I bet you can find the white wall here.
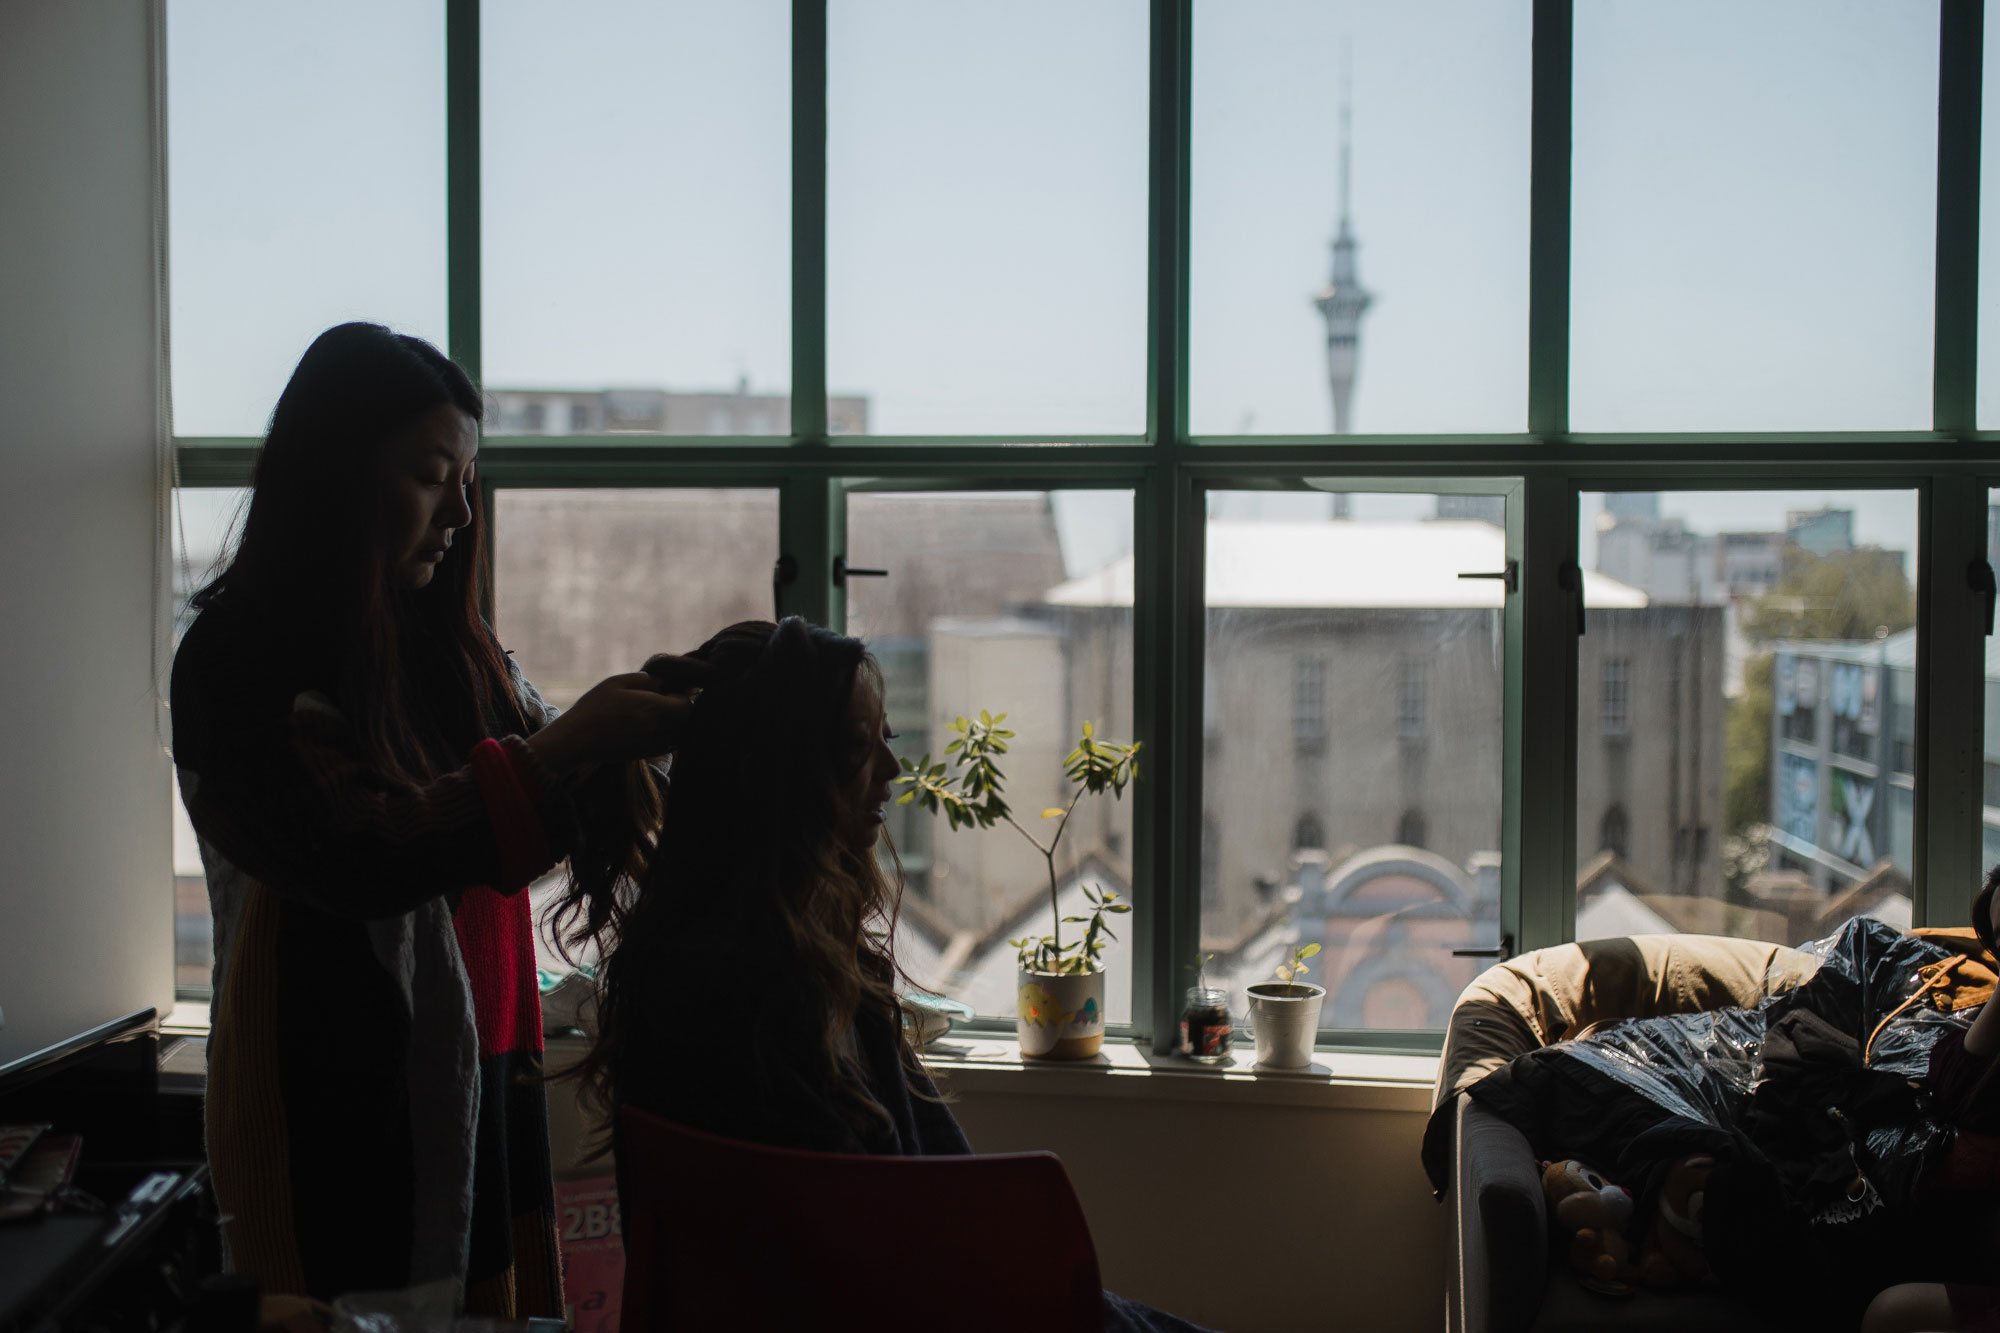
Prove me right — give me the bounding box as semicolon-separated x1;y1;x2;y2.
545;1038;1448;1332
0;1;174;1062
949;1091;1446;1333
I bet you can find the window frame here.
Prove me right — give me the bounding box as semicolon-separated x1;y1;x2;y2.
171;0;2000;1054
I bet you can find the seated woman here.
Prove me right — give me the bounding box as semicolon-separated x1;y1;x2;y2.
553;618;1212;1331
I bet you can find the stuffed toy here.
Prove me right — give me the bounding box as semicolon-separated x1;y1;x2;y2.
1542;1155;1717;1297
1633;1153;1713;1291
1540;1158;1638;1295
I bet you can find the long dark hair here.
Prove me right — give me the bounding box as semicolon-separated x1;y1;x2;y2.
553;618;918;1139
1975;864;1999;959
192;322;518;777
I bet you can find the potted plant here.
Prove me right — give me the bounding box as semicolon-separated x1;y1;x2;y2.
897;710;1140;1060
1246;942;1324;1069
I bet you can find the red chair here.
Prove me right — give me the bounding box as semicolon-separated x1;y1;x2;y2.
616;1106;1105;1332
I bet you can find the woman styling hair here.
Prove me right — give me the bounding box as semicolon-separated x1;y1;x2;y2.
171;322;702;1315
556;617;1214;1331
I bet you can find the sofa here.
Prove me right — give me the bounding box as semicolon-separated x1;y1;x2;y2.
1425;934;1822;1333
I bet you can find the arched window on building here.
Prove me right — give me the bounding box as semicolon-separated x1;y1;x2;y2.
1293;812;1325;851
1600;803;1630;860
1395;808;1427;850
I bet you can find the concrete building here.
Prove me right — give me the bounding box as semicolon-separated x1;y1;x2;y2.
485;380;869;436
1767;633;1918;896
1044;519;1724;1029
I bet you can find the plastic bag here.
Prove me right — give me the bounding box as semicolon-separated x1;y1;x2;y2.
1496;918;1960;1209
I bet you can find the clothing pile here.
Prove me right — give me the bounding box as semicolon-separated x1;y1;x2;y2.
1465;917;1986;1326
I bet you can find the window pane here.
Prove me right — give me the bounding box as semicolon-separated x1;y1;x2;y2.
1571;2;1937;431
827;3;1149;435
1190;1;1531;435
1199;489;1508;1033
494;488;780;973
169;1;448;436
172;488;252;993
1579;490;1918;947
1987;491;2000;873
846;491;1136;1022
481;2;794;435
1980;18;2000;426
494;489;778;707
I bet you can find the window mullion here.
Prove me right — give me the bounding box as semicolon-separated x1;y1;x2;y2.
1919;476;1988;923
1513;473;1580;952
792;0;827;446
1138;0;1192;1051
1935;0;1983;435
445;0;480;382
776;472;842;630
1527;0;1573;438
1131;464;1201;1054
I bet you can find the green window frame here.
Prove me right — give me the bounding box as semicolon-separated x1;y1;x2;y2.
174;0;1999;1054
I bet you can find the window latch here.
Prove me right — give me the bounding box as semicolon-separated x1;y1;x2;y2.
1452;933;1515;961
1558;559;1587;637
771;552;797;619
1969;558;1997;636
1457;559;1518;595
833;555;888;588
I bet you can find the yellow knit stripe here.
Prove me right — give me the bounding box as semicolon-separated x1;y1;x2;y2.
464;1264;518;1320
206;881;309;1295
512;1208;565;1319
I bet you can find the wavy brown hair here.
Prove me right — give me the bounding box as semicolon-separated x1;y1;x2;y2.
550;617;919;1140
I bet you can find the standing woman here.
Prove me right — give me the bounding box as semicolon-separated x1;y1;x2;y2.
171;323;692;1316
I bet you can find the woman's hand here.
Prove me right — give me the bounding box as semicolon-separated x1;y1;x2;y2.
527;664;705;775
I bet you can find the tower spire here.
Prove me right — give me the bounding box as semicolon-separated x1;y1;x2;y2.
1338;74;1352;236
1313;51;1373;436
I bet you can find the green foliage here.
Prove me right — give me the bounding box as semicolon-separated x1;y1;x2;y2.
1274;942;1321;987
1723;654;1775;847
896;711;1015;832
899;711;1141;975
1008;885;1131;976
1721;550;1913;862
1737;549;1915;645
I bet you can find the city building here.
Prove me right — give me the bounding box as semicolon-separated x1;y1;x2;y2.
1766;633;1918;895
1045;518;1723;1029
484;380;869;437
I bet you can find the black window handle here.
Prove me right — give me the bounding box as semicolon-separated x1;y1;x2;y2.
1558;559;1586;637
1458;559;1518;595
833;555;888;588
1453;933;1516;961
771;553;797;620
1970;558;1997;636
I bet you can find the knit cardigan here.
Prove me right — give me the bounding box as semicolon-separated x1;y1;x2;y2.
171;599;569;1316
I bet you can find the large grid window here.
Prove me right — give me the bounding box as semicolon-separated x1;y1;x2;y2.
170;2;1999;1054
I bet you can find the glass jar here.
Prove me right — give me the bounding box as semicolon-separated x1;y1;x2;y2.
1179;986;1233;1063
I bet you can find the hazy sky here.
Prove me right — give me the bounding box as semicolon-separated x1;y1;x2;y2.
169;0;1959;559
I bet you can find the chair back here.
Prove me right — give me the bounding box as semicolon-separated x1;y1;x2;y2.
617;1106;1104;1332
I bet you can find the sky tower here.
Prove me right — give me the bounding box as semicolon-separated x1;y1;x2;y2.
1312;91;1373;435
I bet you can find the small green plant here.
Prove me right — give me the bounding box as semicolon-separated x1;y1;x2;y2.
1274;942;1321;988
898;711;1140;976
1186;952;1219;990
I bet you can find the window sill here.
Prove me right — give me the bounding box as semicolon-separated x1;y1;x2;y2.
922;1035;1435;1113
160;1008;1436;1114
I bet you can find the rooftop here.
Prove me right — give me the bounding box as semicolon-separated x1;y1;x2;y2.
1046;519;1649;610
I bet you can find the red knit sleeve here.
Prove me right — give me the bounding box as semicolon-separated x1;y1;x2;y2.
470;737;556;893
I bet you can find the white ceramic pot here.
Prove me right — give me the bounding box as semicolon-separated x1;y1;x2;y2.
1016;968;1106;1060
1246;982;1326;1069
